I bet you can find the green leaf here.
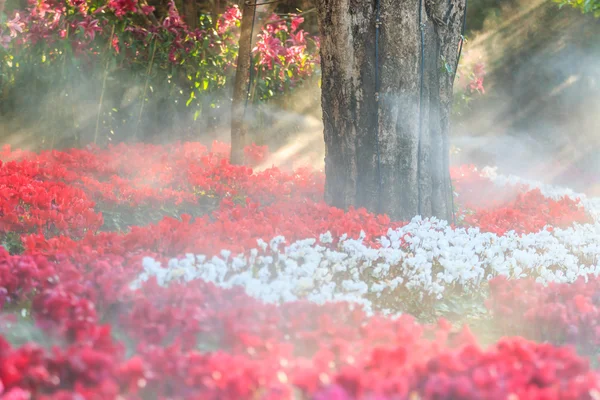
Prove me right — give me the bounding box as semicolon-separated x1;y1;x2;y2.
186;91;195;107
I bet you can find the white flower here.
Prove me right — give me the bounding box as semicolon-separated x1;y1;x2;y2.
257;239;268;252
319;231;333;244
129;169;600;315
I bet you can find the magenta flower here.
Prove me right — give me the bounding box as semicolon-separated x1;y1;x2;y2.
77;18;102;41
108;0;137;18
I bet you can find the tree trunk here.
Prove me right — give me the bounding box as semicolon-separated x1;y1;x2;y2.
230;1;278;164
181;0;199;29
316;0;464;221
229;1;255;164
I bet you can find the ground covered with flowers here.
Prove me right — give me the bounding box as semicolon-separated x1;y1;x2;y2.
2;141;600;399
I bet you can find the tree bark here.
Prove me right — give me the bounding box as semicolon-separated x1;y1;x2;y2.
230;1;278;164
229;1;255;164
181;0;199;29
316;0;464;221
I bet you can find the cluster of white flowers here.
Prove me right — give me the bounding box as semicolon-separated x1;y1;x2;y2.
130;169;600;314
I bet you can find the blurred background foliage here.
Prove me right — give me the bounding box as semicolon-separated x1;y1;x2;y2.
0;0;599;184
0;0;319;149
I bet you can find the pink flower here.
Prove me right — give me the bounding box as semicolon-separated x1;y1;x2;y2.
6;13;23;37
468;76;485;94
140;4;155;15
287;30;306;46
253;31;284;69
111;35;120;53
33;0;52;18
217;5;241;35
290;15;304;32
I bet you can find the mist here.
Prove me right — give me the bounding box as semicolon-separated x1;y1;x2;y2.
1;0;600;397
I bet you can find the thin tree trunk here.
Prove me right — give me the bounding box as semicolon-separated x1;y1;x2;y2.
316;0;464;221
181;0;199;29
230;1;277;164
230;1;255;164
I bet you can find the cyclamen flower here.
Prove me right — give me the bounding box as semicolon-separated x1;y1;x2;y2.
1;388;32;400
312;385;351;400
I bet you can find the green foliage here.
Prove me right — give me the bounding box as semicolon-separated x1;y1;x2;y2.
0;308;54;348
554;0;600;17
98;197;219;232
1;231;24;255
0;2;319;146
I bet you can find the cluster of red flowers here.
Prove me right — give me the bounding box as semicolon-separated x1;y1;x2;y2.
0;142;590;263
2;246;600;399
488;276;600;357
1;142;598;398
0;157;102;238
452;165;590;235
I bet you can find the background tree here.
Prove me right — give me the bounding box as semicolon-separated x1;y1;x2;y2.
230;1;278;164
316;0;467;221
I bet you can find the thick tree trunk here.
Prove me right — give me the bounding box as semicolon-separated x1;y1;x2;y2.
317;0;465;221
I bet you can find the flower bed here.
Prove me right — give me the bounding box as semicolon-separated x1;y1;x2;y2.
488;275;600;357
1;142;600;399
